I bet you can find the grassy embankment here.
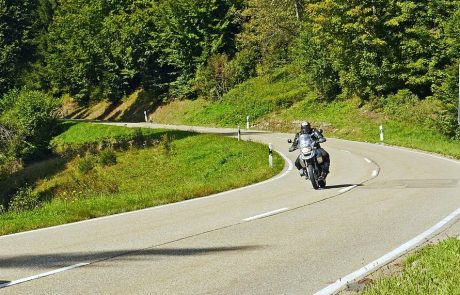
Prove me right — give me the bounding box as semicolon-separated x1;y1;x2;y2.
363;238;460;294
151;68;460;159
0;122;283;235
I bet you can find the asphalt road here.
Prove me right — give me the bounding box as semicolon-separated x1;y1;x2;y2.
1;123;459;294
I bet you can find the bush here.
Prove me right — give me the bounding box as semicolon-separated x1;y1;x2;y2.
159;134;175;156
132;128;145;146
77;156;96;174
194;50;258;100
0;89;60;161
98;150;117;166
8;186;40;213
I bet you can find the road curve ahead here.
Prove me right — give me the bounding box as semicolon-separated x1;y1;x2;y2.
1;123;459;294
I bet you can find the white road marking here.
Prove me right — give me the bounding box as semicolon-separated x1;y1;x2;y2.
340;149;351;153
243;208;289;222
0;263;89;289
313;207;460;295
1;150;293;240
372;170;379;177
364;158;372;163
338;185;358;194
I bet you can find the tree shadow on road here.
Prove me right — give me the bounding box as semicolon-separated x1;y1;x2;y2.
0;245;266;269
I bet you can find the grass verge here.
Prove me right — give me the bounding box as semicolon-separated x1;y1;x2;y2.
273;98;460;159
0;123;284;235
52;121;173;146
363;238;460;294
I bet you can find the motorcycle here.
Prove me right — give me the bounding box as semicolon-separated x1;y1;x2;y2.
288;133;326;189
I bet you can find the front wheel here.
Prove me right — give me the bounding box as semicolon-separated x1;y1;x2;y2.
318;178;326;188
307;165;319;190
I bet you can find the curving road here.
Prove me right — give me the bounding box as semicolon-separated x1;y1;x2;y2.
1;123;459;294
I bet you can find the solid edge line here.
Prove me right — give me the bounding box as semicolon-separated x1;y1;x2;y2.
0;263;89;289
313;207;460;295
1;150;293;240
243;208;289;222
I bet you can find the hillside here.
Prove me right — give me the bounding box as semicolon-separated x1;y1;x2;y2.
64;67;460;160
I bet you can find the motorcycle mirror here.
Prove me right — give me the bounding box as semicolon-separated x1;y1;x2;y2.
287;139;292;143
319;129;324;134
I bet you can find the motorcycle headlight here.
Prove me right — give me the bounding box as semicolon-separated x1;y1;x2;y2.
301;147;312;154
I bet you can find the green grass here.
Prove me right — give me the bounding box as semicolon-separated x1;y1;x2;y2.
275;97;460;159
0;123;284;235
52;121;171;146
364;238;460;294
152;67;311;128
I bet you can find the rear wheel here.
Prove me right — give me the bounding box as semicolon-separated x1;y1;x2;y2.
307;165;319;190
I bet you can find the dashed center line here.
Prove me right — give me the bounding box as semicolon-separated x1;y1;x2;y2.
372;170;379;177
364;158;372;163
243;208;289;222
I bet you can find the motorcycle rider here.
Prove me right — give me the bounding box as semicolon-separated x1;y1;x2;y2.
289;122;330;179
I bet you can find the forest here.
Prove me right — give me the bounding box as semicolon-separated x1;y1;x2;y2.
1;0;460;173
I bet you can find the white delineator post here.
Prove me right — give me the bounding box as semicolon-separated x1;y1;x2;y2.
269;143;273;168
238;126;241;141
380;125;384;143
246;115;250;130
144;111;148;123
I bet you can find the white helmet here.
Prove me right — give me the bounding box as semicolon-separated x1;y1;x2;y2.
300;122;311;133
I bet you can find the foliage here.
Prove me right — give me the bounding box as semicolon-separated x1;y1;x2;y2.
297;1;460;101
0;89;60;161
8;186;40;213
194;48;259;100
1;0;460;131
155;66;310;127
0;0;46;96
40;0;245;102
238;0;304;72
0;124;15;164
77;155;96;174
98;150;117;166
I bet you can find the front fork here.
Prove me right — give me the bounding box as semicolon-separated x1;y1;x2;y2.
299;154;322;179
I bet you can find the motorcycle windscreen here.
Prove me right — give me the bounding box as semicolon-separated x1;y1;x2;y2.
298;134;315;148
